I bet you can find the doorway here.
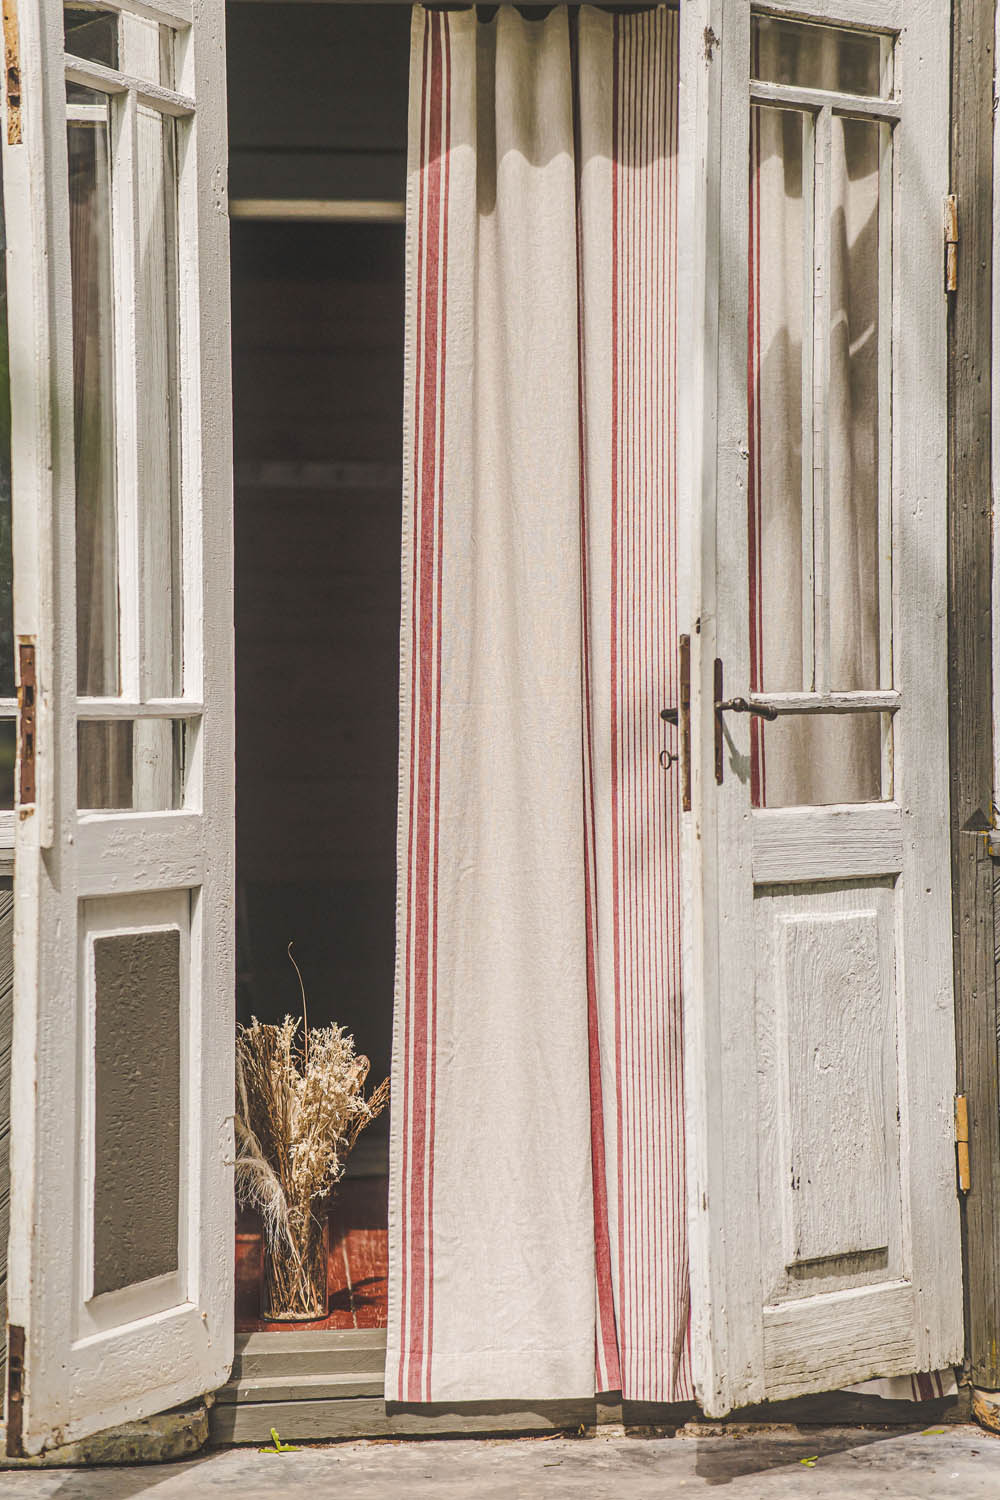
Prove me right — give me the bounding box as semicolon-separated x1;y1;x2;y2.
227;1;411;1335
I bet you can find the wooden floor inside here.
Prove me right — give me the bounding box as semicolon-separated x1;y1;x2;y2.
235;1175;388;1332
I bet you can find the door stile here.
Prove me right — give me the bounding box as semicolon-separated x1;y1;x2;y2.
174;2;235;1359
5;1;77;1439
702;0;761;1416
888;0;958;1377
679;0;765;1418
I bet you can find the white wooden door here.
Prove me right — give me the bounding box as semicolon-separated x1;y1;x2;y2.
2;0;234;1455
679;0;962;1416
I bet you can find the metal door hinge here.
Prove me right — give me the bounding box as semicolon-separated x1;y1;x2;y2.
17;639;36;812
6;1323;25;1457
955;1093;971;1193
944;195;959;292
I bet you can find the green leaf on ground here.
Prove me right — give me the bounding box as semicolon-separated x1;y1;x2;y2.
258;1427;301;1454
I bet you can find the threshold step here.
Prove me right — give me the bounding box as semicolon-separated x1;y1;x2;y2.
217;1372;383;1405
210;1395;605;1446
232;1329;387;1381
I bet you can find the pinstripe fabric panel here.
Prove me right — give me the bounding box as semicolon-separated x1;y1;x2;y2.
606;8;691;1402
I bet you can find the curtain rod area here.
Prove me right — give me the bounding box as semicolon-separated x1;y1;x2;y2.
229;198;406;223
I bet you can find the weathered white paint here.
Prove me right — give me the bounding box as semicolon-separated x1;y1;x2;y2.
2;0;235;1455
680;0;961;1417
752;691;899;712
757;881;899;1302
749;81;899;120
755;0;901;30
64;55;196;118
752;803;903;883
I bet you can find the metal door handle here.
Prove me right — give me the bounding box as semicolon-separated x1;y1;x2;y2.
713;659;778;785
715;696;778;720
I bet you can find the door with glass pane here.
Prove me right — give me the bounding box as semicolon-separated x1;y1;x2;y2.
2;0;233;1454
681;0;962;1416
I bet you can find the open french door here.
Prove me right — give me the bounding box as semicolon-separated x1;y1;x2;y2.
679;0;963;1415
2;0;233;1454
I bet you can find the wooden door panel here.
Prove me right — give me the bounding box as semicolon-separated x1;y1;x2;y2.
755;880;900;1301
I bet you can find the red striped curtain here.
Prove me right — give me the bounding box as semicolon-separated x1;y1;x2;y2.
388;3;687;1405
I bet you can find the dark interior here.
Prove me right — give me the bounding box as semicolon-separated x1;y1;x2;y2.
228;6;411;1143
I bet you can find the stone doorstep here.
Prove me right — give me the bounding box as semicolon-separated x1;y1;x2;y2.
0;1366;982;1461
0;1401;209;1469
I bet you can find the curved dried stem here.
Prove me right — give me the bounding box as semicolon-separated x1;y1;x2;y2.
287;942;309;1070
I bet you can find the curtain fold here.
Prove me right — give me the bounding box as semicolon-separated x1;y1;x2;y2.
389;3;687;1405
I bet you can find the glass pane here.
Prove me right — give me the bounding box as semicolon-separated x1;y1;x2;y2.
0;721;15;811
749;106;810;693
68;91;120;697
120;12;174;87
753;712;888;809
751;17;889;96
0;153;13;699
64;8;119;69
78;719;187;810
828;116;885;691
159;25;176;90
137;108;182;696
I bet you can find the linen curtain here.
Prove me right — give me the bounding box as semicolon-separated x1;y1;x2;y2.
388;4;688;1404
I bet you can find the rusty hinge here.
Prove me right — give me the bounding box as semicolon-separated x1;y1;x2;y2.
17;639;36;811
1;0;21;147
944;194;959;292
955;1093;971;1194
6;1323;25;1457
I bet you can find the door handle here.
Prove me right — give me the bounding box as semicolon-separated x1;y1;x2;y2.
714;658;778;785
658;635;692;809
716;696;779;719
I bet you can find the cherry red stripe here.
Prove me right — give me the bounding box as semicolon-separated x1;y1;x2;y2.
398;12;432;1402
403;9;448;1404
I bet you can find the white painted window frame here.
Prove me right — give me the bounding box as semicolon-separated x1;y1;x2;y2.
2;0;235;1454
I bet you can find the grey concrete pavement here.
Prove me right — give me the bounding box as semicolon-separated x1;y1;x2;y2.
0;1425;998;1498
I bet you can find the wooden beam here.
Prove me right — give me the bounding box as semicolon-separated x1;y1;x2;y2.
948;0;1000;1393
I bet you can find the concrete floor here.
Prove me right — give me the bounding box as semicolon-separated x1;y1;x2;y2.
0;1425;997;1498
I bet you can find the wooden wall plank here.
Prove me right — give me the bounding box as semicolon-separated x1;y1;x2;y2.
949;0;1000;1393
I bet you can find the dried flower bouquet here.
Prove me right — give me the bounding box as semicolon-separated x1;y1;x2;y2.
234;952;389;1320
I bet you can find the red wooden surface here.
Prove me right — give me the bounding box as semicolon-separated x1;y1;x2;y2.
235;1176;389;1332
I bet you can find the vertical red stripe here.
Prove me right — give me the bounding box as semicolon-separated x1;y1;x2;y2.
423;11;452;1403
573;8;622;1396
398;12;432;1402
610;10;627;1402
401;10;449;1404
